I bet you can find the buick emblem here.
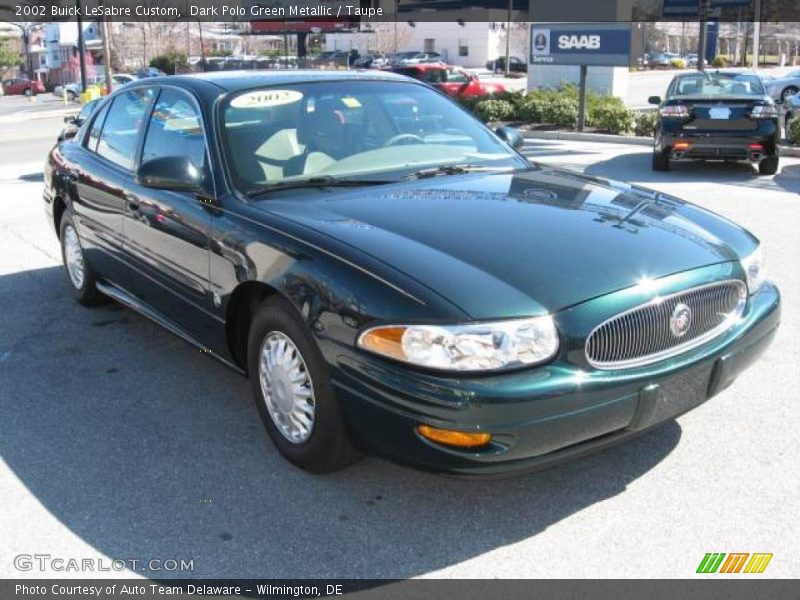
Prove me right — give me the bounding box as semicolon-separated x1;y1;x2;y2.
670;303;692;337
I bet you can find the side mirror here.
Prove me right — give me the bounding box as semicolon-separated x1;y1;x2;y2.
495;126;524;150
137;156;205;193
648;95;662;105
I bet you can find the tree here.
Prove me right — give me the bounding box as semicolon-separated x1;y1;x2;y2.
0;36;22;70
150;49;187;74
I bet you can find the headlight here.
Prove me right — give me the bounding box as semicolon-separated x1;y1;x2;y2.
357;316;559;372
741;245;766;294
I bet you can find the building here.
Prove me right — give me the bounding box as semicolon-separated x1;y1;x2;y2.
27;22;103;88
324;21;528;68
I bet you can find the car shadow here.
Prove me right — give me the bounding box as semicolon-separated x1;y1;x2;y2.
0;266;681;579
584;150;800;195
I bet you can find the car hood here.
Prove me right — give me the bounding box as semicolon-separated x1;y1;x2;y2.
257;166;756;319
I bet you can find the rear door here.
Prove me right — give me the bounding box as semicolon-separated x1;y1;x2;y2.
69;88;155;283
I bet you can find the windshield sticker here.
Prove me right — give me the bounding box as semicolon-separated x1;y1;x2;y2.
231;90;303;109
341;97;362;108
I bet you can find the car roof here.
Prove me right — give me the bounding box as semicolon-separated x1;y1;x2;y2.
125;69;413;94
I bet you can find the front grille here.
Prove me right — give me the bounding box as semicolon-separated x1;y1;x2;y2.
586;280;747;370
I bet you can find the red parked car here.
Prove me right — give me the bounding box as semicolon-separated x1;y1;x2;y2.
2;77;46;96
391;64;505;99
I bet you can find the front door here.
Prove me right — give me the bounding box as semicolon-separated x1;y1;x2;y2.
120;87;217;345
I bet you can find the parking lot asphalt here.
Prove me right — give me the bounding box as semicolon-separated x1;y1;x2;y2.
0;119;798;579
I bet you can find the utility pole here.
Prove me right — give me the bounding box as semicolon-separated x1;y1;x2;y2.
75;0;87;93
697;0;710;71
504;0;512;76
752;0;762;69
101;18;111;93
99;0;112;94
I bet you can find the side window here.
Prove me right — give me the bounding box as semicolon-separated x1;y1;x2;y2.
141;88;207;171
86;101;111;152
96;88;153;170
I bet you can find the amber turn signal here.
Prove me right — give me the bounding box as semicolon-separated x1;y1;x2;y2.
416;425;492;448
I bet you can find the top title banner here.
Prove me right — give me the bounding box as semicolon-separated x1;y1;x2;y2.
1;0;800;22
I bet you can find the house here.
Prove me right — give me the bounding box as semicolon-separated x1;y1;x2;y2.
28;22;104;88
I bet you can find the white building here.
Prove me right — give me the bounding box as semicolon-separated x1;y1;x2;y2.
325;21;526;69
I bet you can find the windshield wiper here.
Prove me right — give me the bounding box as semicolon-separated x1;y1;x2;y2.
403;164;516;180
245;176;392;198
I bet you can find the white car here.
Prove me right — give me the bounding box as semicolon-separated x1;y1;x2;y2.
764;69;800;103
54;74;136;100
395;51;443;65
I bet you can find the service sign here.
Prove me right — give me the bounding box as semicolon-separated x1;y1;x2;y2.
530;23;632;66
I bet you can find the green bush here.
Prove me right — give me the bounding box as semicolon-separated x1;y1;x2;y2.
712;56;728;68
634;111;658;137
591;103;634;134
541;97;579;128
491;90;526;108
518;95;549;123
788;118;800;145
473;99;516;122
671;58;687;69
150;50;187;75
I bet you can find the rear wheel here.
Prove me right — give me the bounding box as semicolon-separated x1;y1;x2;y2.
247;296;361;473
66;90;77;102
652;150;669;171
758;156;779;176
59;209;104;306
781;86;798;103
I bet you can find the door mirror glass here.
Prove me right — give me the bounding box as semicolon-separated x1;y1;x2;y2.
137;156;205;192
648;95;662;105
495;126;524;150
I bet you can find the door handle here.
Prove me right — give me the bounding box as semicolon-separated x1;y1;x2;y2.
124;194;140;212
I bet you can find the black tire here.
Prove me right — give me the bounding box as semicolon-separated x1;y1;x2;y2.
247;296;361;473
67;90;77;102
652;150;669;171
758;156;779;176
781;86;798;103
59;209;105;306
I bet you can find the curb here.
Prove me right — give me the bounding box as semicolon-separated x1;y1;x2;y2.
521;129;800;157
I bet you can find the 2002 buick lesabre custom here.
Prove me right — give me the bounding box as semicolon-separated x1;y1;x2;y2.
44;71;780;475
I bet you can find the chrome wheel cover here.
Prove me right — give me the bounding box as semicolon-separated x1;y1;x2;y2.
259;331;316;443
63;224;85;290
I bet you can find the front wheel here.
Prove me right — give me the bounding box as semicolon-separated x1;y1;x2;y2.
67;90;77;102
781;86;798;103
247;296;361;473
758;156;779;176
59;209;105;306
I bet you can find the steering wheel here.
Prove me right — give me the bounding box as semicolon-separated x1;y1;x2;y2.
384;133;424;147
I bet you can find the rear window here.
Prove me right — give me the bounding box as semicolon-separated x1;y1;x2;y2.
671;73;766;97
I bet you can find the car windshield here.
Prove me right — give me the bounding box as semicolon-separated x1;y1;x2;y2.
671;72;766;97
221;80;526;195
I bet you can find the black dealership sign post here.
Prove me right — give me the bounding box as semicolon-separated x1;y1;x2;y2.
577;64;588;130
530;23;632;132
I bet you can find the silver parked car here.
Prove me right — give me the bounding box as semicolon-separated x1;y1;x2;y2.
764;69;800;103
54;74;136;100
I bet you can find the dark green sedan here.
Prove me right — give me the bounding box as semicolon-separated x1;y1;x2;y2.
43;71;780;475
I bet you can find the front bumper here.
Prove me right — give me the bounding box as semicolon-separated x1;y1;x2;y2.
332;283;780;476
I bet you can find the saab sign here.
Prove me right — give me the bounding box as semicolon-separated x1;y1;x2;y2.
530;23;631;66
